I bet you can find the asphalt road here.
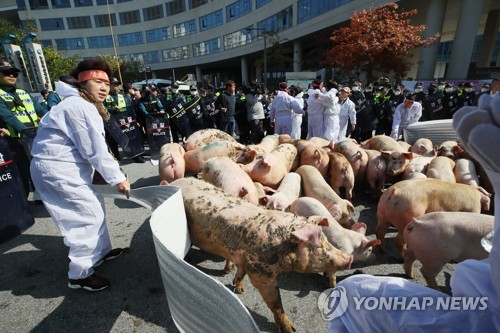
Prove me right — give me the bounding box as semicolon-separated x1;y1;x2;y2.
0;154;455;333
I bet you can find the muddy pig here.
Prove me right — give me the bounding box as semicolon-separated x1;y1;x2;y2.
202;157;259;205
404;212;493;289
327;152;355;200
260;172;301;210
411;138;436;157
364;149;387;198
426;156;456;183
184;140;246;174
300;144;329;177
170;177;353;333
158;143;185;184
296;165;356;228
183;128;235;151
376;178;490;259
237;134;280;164
287;196;380;264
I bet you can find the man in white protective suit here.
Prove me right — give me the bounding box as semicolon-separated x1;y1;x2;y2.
30;59;130;292
327;93;500;332
317;80;341;142
269;82;304;136
306;79;325;139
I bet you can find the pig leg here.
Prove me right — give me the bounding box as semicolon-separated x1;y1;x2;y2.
248;273;295;333
233;265;247;294
395;231;406;260
224;260;235;273
375;220;390;253
403;247;416;279
420;263;442;290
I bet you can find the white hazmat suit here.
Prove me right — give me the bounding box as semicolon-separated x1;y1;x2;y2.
30;81;126;280
318;88;340;142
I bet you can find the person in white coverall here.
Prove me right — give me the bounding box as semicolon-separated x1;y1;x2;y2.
328;93;500;332
269;82;304;135
317;80;341;142
306;79;325;139
390;94;422;140
289;86;304;139
30;59;130;292
337;87;356;141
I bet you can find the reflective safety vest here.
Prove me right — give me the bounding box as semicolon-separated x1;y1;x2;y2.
105;93;127;113
0;88;38;137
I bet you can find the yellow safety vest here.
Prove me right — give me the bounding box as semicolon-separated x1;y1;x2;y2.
105;93;127;113
0;88;38;137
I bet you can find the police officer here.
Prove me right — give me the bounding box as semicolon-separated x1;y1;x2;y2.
421;83;445;121
413;82;426;104
458;82;476;107
0;61;47;197
184;84;204;132
374;86;393;136
442;82;460;118
39;89;50;113
164;82;191;142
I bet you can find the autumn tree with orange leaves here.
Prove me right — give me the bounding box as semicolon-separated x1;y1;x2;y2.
325;3;439;82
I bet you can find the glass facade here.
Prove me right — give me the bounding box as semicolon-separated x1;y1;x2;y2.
87;35;114;49
131;51;160;64
55;37;85;50
74;0;93;7
94;14;117;27
143;5;164;21
166;0;185;16
193;38;221;57
16;0;26;11
117;32;144;46
189;0;208;9
67;16;92;30
96;0;114;5
51;0;71;8
199;9;223;32
258;6;292;32
162;46;190;62
146;27;172;43
28;0;48;9
173;20;196;38
224;27;253;50
256;0;272;8
39;39;53;47
39;18;64;31
119;10;141;25
297;0;351;24
226;0;252;22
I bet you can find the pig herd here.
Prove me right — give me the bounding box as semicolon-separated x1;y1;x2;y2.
158;128;494;333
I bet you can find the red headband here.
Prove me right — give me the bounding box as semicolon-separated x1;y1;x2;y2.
78;70;109;83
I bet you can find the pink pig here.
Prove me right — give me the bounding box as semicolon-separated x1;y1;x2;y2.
158;143;185;184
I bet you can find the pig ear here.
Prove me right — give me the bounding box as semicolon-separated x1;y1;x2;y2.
309;215;329;227
314;149;321;158
328;141;335;150
246;149;257;157
344;199;355;213
381;150;391;158
403;152;413;160
262;155;274;167
351;223;367;235
290;224;322;247
452;145;464;154
363;239;381;251
272;199;282;210
259;195;269;206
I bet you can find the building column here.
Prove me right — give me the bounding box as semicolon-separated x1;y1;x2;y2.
195;66;202;83
241;56;248;85
293;41;302;72
416;0;447;80
446;0;485;79
476;10;500;68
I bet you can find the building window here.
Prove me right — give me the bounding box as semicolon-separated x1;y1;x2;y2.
74;0;93;7
119;10;141;25
143;5;164;21
166;0;185;16
117;0;132;2
39;18;64;31
117;32;144;46
96;0;114;5
28;0;48;10
256;0;271;8
87;35;114;49
55;38;85;50
173;20;196;38
39;39;53;47
193;38;221;57
189;0;208;9
224;27;253;50
258;5;292;33
131;51;160;64
146;27;171;43
297;0;351;24
199;9;223;32
66;16;92;30
51;0;71;8
16;0;27;11
94;14;117;27
227;0;251;22
162;45;190;62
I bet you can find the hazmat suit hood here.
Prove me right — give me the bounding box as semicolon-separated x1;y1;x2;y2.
54;81;79;99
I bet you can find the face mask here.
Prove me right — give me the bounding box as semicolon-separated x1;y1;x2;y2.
191;90;198;96
445;88;453;93
465;88;473;93
351;87;358;92
394;90;401;96
438;85;444;90
172;89;178;94
414;88;422;93
365;89;372;93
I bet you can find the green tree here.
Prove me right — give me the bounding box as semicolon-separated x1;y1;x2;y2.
42;45;79;84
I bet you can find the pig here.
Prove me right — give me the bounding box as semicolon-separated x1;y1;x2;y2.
296;165;356;228
364;149;387;198
158;143;185;184
327;152;355;201
376;178;491;259
287;196;381;262
260;172;301;210
436;140;463;159
332;139;369;183
184;140;246;174
240;143;297;189
278;134;296;144
397;141;411;152
403;212;493;289
361;135;406;152
426;156;456;183
309;136;331;147
201;157;259;205
402;156;433;180
170;177;353;333
236;134;280;164
183;128;236;151
454;158;480;187
381;150;413;177
300;145;329;177
411;138;437;157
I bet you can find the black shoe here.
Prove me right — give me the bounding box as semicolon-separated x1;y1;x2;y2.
68;273;109;292
133;156;146;163
93;248;124;268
